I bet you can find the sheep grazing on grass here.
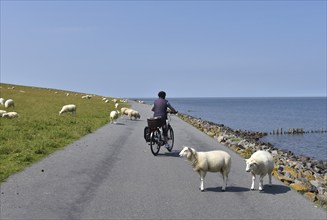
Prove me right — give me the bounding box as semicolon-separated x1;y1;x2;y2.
245;150;274;191
179;146;232;191
128;110;140;120
82;95;92;99
59;104;76;116
4;99;15;108
0;110;7;117
2;112;18;118
110;110;120;124
0;98;5;106
115;103;119;109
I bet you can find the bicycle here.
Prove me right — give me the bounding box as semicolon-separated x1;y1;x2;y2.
144;113;176;156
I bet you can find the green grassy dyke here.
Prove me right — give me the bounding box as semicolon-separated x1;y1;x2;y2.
0;83;129;182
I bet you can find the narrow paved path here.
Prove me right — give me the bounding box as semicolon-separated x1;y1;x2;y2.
1;101;326;219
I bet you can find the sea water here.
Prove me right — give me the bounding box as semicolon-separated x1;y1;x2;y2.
141;97;327;161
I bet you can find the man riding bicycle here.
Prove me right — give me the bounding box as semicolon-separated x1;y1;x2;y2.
151;91;177;148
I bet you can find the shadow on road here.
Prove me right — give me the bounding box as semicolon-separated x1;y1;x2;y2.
113;122;126;125
205;184;291;194
206;186;250;192
261;184;291;194
157;150;180;157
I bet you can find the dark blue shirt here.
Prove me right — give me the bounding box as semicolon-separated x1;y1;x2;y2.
152;98;173;120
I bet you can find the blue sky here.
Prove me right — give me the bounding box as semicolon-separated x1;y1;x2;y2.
1;0;326;98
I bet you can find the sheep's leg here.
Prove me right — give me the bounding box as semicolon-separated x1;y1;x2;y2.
259;175;264;191
251;174;256;190
199;171;206;191
221;172;228;191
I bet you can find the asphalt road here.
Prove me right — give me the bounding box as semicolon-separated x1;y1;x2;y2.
1;101;326;219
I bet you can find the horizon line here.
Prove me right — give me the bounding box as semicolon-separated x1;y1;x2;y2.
130;96;327;99
1;82;326;99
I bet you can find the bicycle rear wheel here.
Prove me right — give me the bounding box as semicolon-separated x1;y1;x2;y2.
150;130;161;156
166;125;174;152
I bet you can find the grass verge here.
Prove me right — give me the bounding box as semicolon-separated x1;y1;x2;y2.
0;83;129;182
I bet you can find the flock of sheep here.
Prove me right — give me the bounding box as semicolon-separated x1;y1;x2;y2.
0;89;131;124
179;146;274;192
58;96;138;125
109;107;141;124
0;98;18;118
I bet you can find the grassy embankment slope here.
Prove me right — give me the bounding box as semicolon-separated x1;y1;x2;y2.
0;83;129;182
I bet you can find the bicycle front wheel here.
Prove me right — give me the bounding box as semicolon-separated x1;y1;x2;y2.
150;130;161;156
166;125;174;152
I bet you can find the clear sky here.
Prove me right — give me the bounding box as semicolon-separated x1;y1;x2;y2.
1;0;326;98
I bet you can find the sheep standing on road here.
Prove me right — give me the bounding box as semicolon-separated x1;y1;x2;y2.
179;146;231;191
59;104;76;116
110;110;120;124
120;107;128;116
4;99;15;108
245;150;274;191
128;110;140;120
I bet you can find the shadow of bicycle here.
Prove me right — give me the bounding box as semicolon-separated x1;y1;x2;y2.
157;150;180;157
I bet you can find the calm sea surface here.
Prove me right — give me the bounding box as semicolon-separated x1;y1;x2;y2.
141;97;327;161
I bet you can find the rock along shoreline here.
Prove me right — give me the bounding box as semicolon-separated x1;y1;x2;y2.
177;113;327;209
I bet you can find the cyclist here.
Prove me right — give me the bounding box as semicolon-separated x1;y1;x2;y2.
151;91;177;148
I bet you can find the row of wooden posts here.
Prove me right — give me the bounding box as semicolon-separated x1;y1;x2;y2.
270;128;327;135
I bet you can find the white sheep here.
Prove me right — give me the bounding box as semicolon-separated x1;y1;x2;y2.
115;103;119;109
179;146;232;191
2;112;18;118
0;98;5;106
110;110;120;123
245;150;274;191
59;104;76;115
0;110;7;117
82;95;92;99
128;110;140;120
121;107;129;116
4;99;15;108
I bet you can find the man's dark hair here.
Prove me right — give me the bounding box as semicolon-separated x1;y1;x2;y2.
158;91;166;99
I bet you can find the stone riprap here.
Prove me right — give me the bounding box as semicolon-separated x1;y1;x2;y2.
178;113;327;209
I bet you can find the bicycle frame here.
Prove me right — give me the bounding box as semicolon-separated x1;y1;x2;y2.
147;113;175;156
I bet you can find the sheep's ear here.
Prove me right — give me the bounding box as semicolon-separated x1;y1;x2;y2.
187;147;193;154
